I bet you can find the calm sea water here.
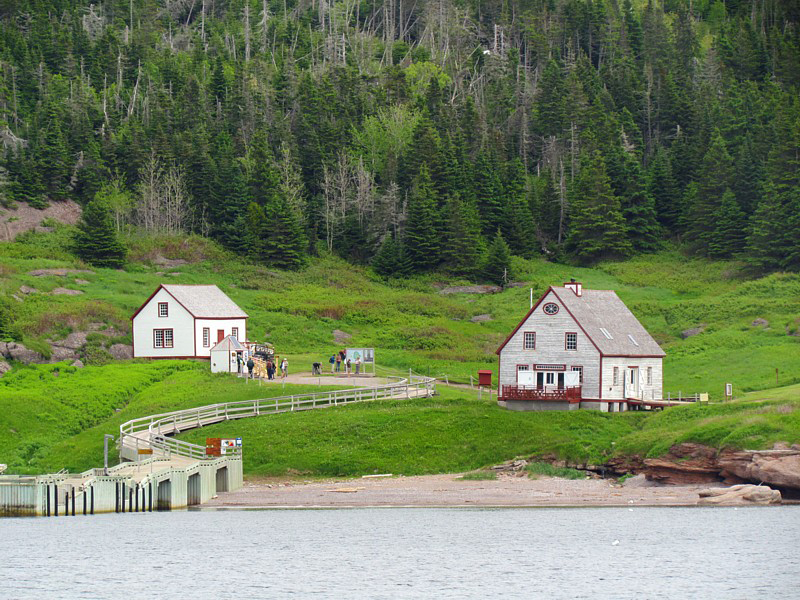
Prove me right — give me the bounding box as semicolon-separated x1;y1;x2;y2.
1;507;798;599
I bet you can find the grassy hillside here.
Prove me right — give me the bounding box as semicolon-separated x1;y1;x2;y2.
1;229;799;475
179;384;800;477
2;227;799;397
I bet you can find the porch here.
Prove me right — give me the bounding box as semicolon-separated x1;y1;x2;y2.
500;385;582;403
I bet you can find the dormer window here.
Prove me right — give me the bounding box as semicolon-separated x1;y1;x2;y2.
158;302;168;317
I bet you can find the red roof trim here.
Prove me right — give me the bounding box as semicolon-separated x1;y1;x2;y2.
131;285;165;320
131;284;213;320
495;287;554;355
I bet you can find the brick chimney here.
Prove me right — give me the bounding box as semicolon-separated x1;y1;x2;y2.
564;279;583;296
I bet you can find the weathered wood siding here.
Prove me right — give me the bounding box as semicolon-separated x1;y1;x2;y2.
499;290;601;399
132;287;194;358
601;356;663;400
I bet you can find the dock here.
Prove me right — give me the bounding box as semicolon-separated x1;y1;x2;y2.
1;375;436;517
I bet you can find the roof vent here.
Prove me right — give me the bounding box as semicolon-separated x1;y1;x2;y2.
564;279;583;297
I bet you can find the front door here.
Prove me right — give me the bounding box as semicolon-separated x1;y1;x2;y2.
626;367;640;399
217;329;225;343
536;372;544;389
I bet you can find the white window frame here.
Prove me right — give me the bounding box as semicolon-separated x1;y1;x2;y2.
565;332;577;351
203;327;210;348
571;366;583;384
546;372;555;385
647;367;653;385
158;302;168;317
613;367;619;385
232;327;239;341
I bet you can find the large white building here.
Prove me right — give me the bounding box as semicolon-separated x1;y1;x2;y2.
131;284;248;359
496;281;665;412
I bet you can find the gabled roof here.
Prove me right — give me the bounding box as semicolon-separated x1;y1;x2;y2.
131;284;248;320
210;335;245;352
496;286;665;358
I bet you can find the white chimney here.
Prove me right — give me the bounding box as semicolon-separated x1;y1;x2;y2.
564;279;583;296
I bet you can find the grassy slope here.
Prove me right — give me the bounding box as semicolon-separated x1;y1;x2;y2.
1;228;799;475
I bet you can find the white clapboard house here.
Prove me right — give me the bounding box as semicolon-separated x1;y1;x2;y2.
496;281;665;412
132;284;248;359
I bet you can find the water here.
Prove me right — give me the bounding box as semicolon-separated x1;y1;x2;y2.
1;507;798;599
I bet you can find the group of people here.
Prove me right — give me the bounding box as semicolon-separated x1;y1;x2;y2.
329;350;362;375
264;357;288;380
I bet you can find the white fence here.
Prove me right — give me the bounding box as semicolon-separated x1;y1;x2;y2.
119;375;436;461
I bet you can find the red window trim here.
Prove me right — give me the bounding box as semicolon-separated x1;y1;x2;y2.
153;328;174;349
158;302;169;317
516;363;531;383
565;332;578;351
522;331;536;350
571;365;584;384
202;327;210;348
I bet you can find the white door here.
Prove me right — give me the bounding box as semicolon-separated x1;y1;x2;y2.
626;368;640;399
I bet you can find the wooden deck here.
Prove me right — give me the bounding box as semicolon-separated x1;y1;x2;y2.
501;385;582;403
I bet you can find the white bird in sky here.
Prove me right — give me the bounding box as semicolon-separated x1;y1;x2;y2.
612;540;620;546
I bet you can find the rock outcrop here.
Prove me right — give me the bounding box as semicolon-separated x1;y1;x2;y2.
680;325;706;339
332;329;352;345
0;359;11;376
0;342;45;364
108;344;134;360
698;484;781;506
438;285;502;295
718;448;800;490
470;314;493;323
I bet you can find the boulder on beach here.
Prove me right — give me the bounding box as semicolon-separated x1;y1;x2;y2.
698;484;781;506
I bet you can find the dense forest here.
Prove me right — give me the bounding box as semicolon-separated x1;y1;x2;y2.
0;0;798;278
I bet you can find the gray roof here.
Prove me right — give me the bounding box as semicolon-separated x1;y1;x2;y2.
550;287;665;357
162;284;248;318
210;335;245;352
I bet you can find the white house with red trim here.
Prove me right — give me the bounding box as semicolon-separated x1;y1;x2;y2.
131;284;248;359
496;281;665;412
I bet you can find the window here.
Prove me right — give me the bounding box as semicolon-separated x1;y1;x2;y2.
158;302;168;317
153;329;173;348
232;327;239;341
647;367;653;385
565;332;577;350
613;367;619;385
203;328;210;348
517;364;530;382
571;366;583;384
523;332;536;350
546;372;555;385
600;327;613;340
630;369;636;384
543;302;559;315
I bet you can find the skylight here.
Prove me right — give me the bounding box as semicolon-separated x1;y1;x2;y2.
628;334;639;346
600;327;613;340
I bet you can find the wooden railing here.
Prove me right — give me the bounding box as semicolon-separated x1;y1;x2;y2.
501;385;582;402
119;375;436;460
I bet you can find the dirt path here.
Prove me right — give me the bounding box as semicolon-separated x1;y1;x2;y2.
206;473;713;508
237;373;392;387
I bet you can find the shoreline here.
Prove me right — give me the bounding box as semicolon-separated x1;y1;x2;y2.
204;473;724;509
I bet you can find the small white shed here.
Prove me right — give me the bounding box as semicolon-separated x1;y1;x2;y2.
210;335;245;374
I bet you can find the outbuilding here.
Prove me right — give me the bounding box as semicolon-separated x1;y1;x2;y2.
210;335;246;374
131;284;248;359
496;281;665;412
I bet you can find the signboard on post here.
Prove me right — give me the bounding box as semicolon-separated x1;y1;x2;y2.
725;383;733;400
206;438;221;457
345;348;375;374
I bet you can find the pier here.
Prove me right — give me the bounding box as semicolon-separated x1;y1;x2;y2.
1;375;435;517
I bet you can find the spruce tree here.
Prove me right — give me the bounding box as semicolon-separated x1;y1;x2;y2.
708;189;746;258
484;230;514;286
372;236;409;277
618;153;662;252
746;183;789;271
566;151;632;264
648;148;681;230
403;164;441;271
73;195;126;268
688;129;734;249
473;149;505;235
254;197;307;270
442;194;485;276
502;158;537;257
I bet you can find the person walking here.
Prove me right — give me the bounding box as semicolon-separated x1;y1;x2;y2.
346;358;351;375
247;357;255;379
355;357;361;375
281;357;288;379
236;353;243;375
335;353;341;373
266;359;274;380
329;354;336;373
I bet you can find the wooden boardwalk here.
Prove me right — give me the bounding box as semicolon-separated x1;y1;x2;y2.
1;375;437;517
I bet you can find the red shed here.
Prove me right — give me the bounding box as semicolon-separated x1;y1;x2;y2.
478;370;492;387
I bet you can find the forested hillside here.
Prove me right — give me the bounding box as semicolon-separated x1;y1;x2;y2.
0;0;798;276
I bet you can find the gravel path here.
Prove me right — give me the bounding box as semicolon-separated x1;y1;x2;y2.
205;474;712;508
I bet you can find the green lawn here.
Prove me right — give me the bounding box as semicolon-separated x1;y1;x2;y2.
2;229;799;475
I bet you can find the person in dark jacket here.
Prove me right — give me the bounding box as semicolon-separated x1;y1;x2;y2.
247;357;255;379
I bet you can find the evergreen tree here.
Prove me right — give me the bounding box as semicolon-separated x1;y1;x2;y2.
249;197;307;270
566;151;632;264
502;158;536;257
403;165;441;271
372;235;410;277
442;194;485;276
37;104;71;202
483;230;513;286
708;189;746;258
618;153;662;252
73;195;126;268
746;183;790;270
473;149;505;235
648;148;681;230
534;60;568;137
688;129;735;250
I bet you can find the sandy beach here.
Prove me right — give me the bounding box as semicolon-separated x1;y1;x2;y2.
204;473;716;508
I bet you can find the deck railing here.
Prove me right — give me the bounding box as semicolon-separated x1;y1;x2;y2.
501;385;582;402
119;375;436;460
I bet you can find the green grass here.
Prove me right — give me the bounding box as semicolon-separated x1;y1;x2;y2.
460;471;498;480
525;462;586;480
2;228;800;476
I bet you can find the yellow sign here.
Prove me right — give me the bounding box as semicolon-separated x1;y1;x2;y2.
138;448;154;455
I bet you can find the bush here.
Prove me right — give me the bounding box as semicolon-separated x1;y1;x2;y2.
526;462;586;480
